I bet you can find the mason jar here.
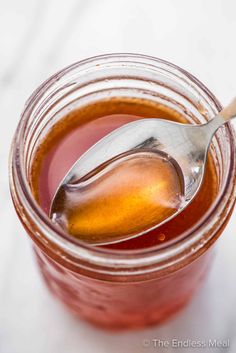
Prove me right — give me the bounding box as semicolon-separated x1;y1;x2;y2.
9;54;236;329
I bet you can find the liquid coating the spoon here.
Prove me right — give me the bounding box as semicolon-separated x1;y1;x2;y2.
50;98;236;245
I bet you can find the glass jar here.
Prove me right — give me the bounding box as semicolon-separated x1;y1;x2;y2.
9;54;236;329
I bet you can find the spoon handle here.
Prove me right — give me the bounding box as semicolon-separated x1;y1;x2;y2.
203;98;236;139
218;97;236;122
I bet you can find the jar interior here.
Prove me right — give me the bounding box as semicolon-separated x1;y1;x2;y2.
24;59;228;199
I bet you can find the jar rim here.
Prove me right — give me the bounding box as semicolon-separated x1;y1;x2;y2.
9;53;236;272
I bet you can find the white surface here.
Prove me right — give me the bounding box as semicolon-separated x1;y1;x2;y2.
1;0;236;352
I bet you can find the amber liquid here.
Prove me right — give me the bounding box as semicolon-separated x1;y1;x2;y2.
30;98;218;250
51;150;184;244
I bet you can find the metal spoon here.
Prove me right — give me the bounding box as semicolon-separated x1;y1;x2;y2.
50;98;236;244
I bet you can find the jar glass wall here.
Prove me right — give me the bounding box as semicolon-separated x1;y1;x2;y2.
9;54;236;329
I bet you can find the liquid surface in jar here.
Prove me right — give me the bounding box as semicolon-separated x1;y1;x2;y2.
50;150;184;244
30;98;218;250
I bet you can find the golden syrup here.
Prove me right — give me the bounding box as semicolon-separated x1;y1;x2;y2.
51;151;184;243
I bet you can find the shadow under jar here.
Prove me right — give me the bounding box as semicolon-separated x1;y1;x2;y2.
10;54;236;329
